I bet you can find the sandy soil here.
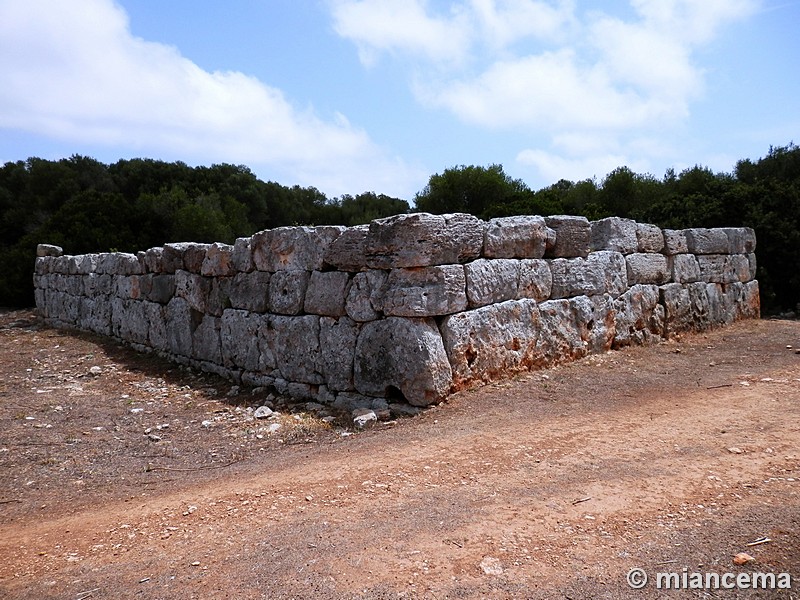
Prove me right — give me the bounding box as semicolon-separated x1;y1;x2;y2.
0;309;798;599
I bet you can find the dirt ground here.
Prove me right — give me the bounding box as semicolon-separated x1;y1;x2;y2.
0;309;798;600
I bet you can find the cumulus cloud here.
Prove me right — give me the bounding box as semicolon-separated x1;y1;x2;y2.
0;0;422;196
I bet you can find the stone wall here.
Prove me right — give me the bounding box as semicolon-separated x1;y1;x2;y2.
33;213;759;411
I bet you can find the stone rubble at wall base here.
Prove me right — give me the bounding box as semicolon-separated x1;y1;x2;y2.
34;214;760;409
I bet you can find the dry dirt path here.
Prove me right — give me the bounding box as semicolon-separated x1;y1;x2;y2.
0;312;798;599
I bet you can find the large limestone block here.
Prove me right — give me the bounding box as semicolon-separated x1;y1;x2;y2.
662;229;689;255
669;254;701;283
612;284;664;348
364;213;484;269
270;315;324;384
544;215;591;258
382;265;467;317
747;253;757;281
440;299;542;388
685;228;729;254
268;270;310;315
590;217;638;254
78;296;112;336
536;299;587;363
464;259;519;308
68;254;98;275
550;251;627;298
232;237;254;273
142;247;164;273
720;227;757;254
37;244;63;258
97;252;143;275
319;316;360;391
354;317;452;406
221;309;271;372
625;253;670;285
252;225;345;272
145;274;176;304
727;254;752;283
144;302;168;352
229;271;271;312
483;215;553;259
518;259;553;302
323;225;369;271
165;297;197;357
636;223;665;253
201;243;236;277
305;271;350;317
697;255;741;284
706;283;735;327
111;298;150;345
192;315;222;364
570;294;616;354
162;243;208;274
660;282;710;337
737;280;760;320
207;277;233;317
175;270;211;313
345;270;387;321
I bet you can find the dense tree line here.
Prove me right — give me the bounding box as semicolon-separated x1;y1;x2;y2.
415;144;800;313
0;157;409;307
2;145;798;312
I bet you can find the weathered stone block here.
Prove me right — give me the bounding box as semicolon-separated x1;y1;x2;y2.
706;283;735;327
192;315;222;364
625;253;670;285
737;280;760;320
685;228;729;254
354;317;452;406
319;316;360;391
270;315;323;384
727;254;752;283
142;247;164;273
345;270;387;322
37;244;63;258
636;223;664;253
669;254;701;284
550;251;627;298
483;215;553;259
612;284;664;348
323;225;368;271
662;229;689;255
544;215;591;258
165;297;197;357
570;294;616;354
382;265;467;317
162;242;207;274
464;259;519;308
252;225;345;272
590;217;638;254
268;270;310;315
364;213;484;269
79;296;112;336
518;259;553;302
536;299;587;363
144;301;168;352
201;242;236;277
207;277;233;317
175;270;211;313
232;237;254;273
697;255;729;283
720;227;757;254
111;298;149;345
221;309;270;372
304;271;350;317
660;282;710;336
440;299;542;388
147;274;176;304
229;271;270;312
747;253;757;281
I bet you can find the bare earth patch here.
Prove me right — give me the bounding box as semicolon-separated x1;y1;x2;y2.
0;309;798;599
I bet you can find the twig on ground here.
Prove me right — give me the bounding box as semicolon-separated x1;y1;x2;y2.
75;588;100;600
0;499;21;504
746;537;772;547
707;384;733;389
571;496;592;505
145;458;243;472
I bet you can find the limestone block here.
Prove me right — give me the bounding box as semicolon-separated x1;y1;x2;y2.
78;296;112;336
364;212;484;269
635;223;665;253
518;259;553;302
201;242;236;277
175;270;211;313
382;265;467;317
669;254;701;284
34;257;50;276
252;225;345;272
207;277;233;317
229;271;271;313
142;247;164;273
319;316;360;391
747;253;757;281
440;299;542;388
662;229;689;255
232;237;254;273
483;215;553;259
162;242;207;274
464;259;519;308
69;254;98;275
304;271;350;317
697;255;730;283
111;298;149;345
37;244;63;258
720;227;757;254
590;217;638;254
147;274;176;304
354;317;452;406
571;294;616;354
706;283;735;326
65;275;85;297
192;315;222;364
165;297;196;357
345;270;387;322
52;256;70;274
270;315;323;384
544;215;591;258
96;252;142;275
145;301;168;352
738;280;760;320
727;254;752;283
53;290;80;325
612;284;664;348
323;225;369;271
685;228;729;254
625;253;670;285
536;299;587;363
550;251;627;298
268;270;310;315
221;309;269;372
660;282;710;336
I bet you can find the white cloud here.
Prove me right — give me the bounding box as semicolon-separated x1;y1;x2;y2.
0;0;422;197
516;147;650;184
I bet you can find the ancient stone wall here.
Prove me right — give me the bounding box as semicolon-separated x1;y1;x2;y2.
34;214;759;411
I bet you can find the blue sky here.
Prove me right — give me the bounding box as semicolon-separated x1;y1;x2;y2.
1;0;798;200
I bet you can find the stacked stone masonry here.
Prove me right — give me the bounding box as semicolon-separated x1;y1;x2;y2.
34;213;759;409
